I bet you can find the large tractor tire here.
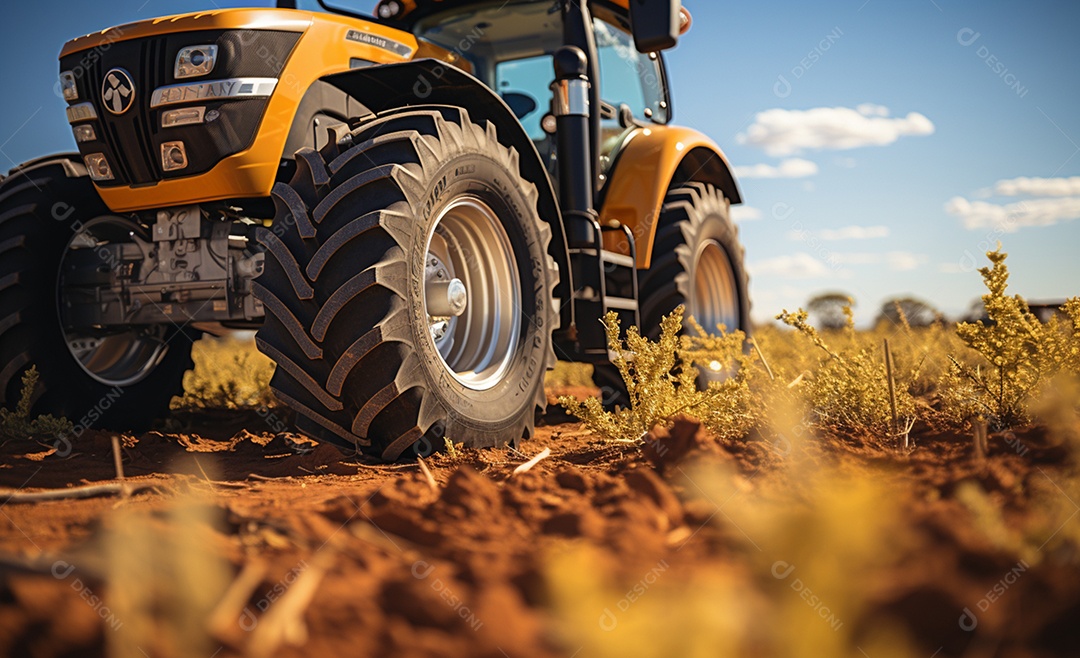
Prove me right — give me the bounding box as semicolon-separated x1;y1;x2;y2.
0;156;196;431
254;108;558;460
594;182;750;404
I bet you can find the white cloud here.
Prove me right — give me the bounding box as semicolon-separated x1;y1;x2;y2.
818;225;890;240
938;262;966;274
994;176;1080;197
831;251;928;271
730;205;763;222
737;105;935;156
886;252;928;271
787;225;890;242
734;158;819;179
856;103;890;117
749;252;834;278
945;196;1080;231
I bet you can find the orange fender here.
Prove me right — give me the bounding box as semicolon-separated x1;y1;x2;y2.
599;125;741;268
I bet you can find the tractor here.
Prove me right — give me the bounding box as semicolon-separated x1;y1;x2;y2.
0;0;749;460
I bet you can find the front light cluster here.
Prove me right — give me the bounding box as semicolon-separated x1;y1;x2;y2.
59;71;78;101
161;141;188;172
83;153;114;181
65;98;98;147
175;45;217;79
72;125;97;143
161;106;206;128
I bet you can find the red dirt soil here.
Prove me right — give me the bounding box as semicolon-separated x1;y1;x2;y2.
0;409;1078;658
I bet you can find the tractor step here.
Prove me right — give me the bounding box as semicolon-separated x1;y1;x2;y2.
568;227;641;357
568;247;635;269
599;295;637;310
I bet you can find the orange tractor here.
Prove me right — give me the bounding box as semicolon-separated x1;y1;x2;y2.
0;0;748;459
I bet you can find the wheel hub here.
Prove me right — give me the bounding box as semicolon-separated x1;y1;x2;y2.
693;239;740;333
423;196;521;391
57;216;170;387
425;275;468;318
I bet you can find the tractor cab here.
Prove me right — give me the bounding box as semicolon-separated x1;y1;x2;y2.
400;1;674;179
297;0;684;192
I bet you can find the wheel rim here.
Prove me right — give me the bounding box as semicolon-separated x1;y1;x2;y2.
57;216;170;387
692;239;740;332
424;196;522;391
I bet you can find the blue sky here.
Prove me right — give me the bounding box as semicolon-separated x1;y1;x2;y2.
2;0;1078;324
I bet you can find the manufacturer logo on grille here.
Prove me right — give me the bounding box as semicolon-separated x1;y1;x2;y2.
101;68;135;115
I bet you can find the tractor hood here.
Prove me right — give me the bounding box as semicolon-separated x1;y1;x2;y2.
60;9;315;58
56;7;425;212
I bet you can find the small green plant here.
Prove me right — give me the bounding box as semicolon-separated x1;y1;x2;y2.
0;366;73;442
679;315;760;441
558;306;756;444
776;302;920;439
941;248;1080;429
444;436;462;459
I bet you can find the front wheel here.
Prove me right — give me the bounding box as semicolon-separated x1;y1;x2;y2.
254;108;558;460
0;156;196;430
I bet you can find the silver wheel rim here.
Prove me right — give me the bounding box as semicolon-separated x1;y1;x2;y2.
692;239;740;332
57;217;169;387
424;196;521;391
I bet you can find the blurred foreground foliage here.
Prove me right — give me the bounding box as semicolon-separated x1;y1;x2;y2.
171;334;277;411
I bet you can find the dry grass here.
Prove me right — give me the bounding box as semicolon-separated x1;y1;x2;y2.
558;306;758;444
941;248;1080;429
560;248;1080;448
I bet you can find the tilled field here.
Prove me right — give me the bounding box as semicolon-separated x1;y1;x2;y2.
0;405;1078;658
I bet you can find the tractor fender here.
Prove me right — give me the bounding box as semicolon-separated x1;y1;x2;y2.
599;125;742;269
320;60;573;315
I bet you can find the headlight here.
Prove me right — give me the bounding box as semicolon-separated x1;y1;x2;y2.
59;71;78;101
66;102;97;124
161;106;206;128
175;45;218;79
161;141;188;171
84;154;114;181
72;125;97;143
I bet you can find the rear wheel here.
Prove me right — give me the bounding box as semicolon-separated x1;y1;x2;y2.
0;156;196;431
594;182;749;405
254;108;558;460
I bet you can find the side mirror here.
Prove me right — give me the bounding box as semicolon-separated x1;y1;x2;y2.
628;0;682;53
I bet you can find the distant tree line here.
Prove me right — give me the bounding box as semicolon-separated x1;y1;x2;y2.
797;292;1066;329
804;293;944;329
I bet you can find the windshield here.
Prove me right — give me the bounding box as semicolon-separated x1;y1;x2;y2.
414;1;563;141
414;1;563;85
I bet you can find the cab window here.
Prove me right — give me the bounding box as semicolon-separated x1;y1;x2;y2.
495;55;553;141
593;18;669;124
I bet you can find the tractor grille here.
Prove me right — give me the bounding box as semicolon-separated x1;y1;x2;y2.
60;29;301;187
